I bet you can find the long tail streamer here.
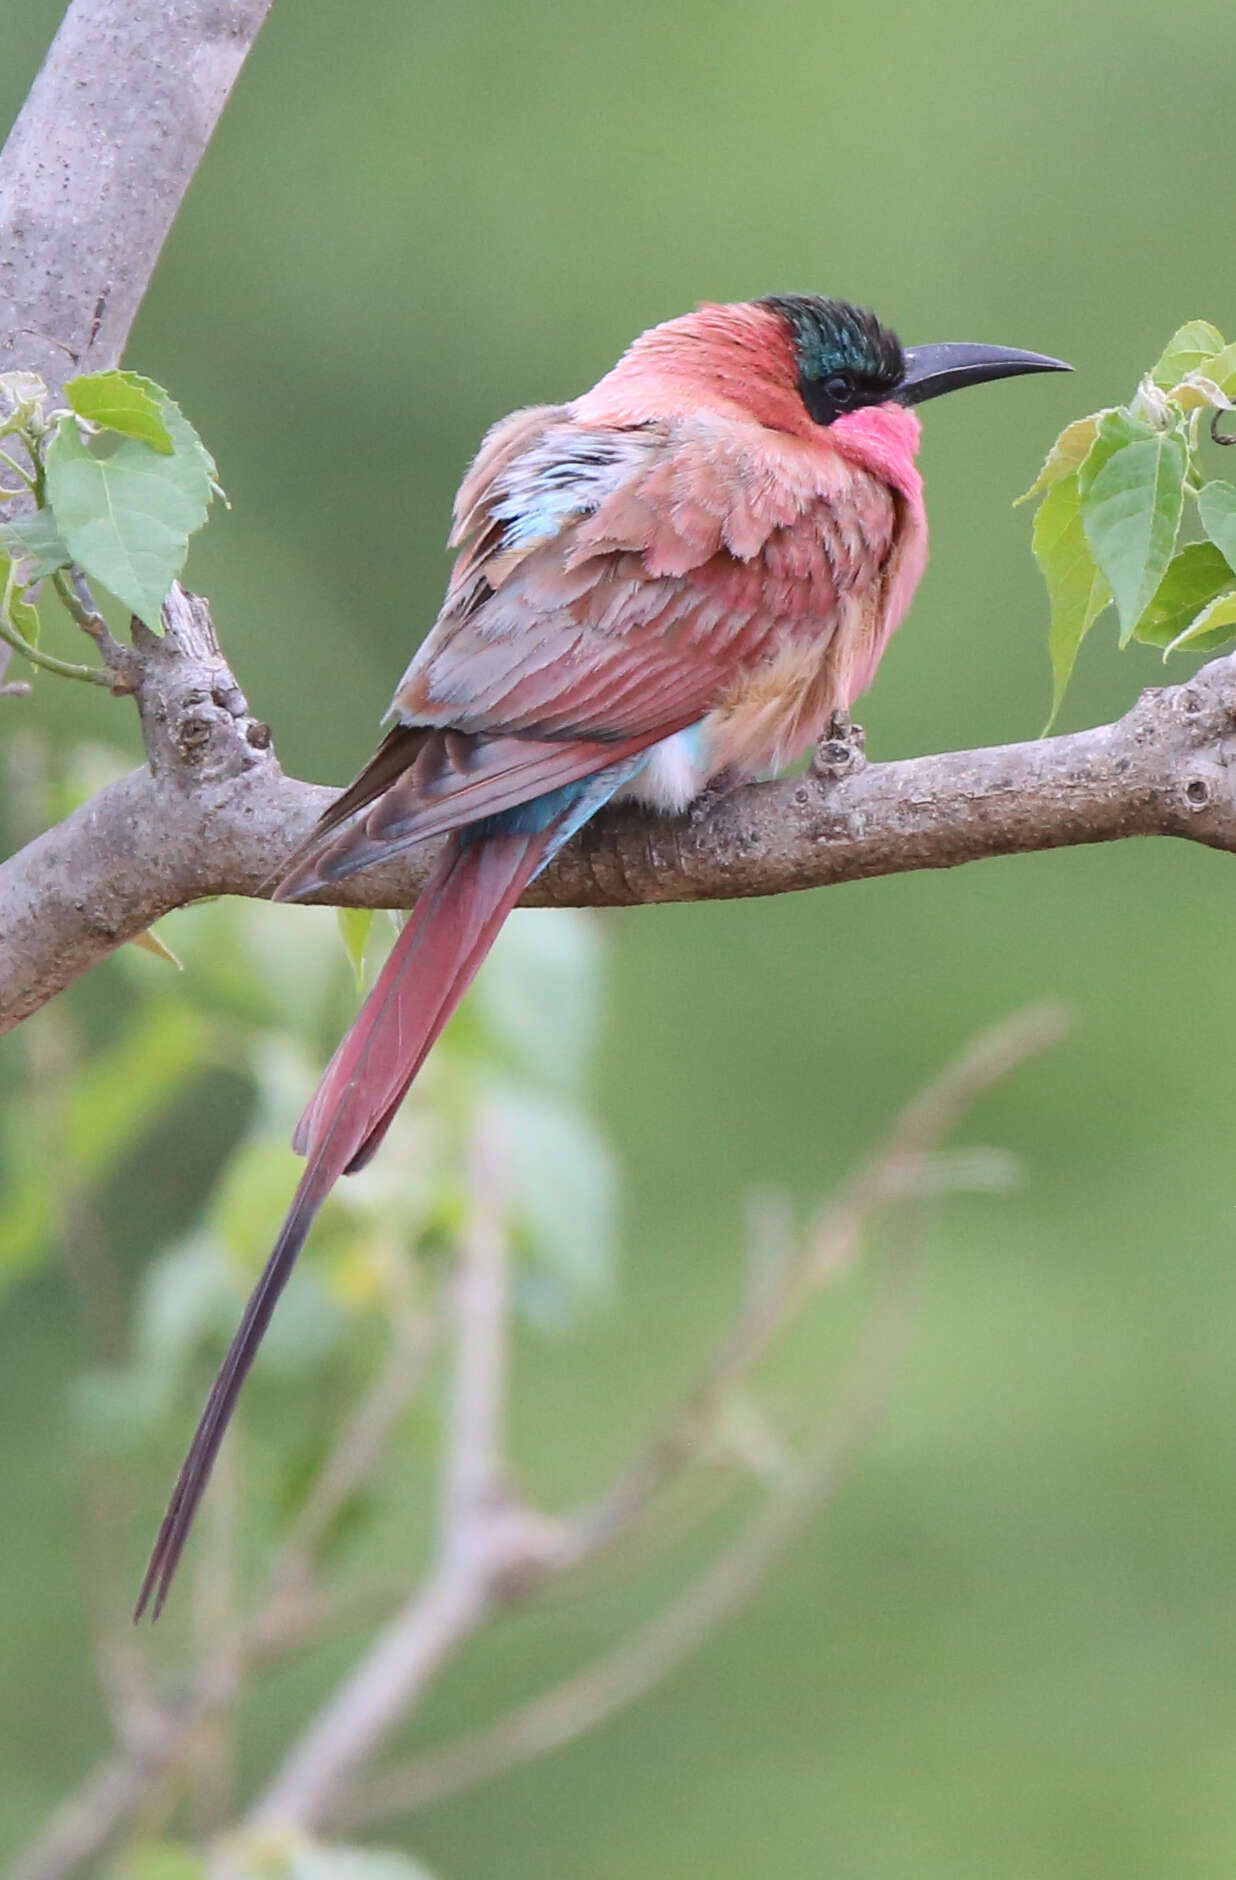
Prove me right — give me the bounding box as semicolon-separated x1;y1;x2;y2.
134;828;551;1620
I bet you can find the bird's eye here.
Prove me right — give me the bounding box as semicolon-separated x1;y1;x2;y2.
823;373;854;407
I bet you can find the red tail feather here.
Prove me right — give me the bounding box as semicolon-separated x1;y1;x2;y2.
134;829;549;1620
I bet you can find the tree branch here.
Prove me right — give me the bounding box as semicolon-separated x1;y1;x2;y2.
311;1005;1066;1831
3;582;1234;1035
0;0;273;398
247;1113;539;1832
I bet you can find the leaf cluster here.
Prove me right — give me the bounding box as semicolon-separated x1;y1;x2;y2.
1022;321;1236;723
0;368;219;681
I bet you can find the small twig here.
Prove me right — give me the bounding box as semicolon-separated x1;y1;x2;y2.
6;1759;146;1880
264;1269;439;1602
49;566;137;685
187;1441;243;1835
264;1008;1058;1834
563;1004;1064;1566
248;1114;522;1830
334;1261;914;1828
6;1244;441;1874
0;604;112;685
9;1007;1060;1872
0;445;37;489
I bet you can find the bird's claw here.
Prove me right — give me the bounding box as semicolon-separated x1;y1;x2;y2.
687;766;745;825
810;711;867;782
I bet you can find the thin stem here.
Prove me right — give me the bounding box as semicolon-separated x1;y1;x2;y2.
248;1115;516;1831
51;566;137;679
0;606;111;684
0;444;37;489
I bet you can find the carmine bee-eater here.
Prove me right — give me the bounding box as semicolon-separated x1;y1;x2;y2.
136;294;1068;1616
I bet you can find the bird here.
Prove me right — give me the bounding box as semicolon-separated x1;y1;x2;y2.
135;294;1068;1617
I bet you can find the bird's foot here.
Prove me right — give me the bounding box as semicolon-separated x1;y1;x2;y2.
687;766;746;825
810;711;867;782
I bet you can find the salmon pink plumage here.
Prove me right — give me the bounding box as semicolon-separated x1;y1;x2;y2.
136;295;1068;1616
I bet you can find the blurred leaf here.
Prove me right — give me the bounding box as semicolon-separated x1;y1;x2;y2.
214;1834;436;1880
1079;411;1188;643
211;1139;347;1369
1031;474;1111;726
110;1843;207;1880
129;926;184;968
72;1364;175;1450
1132;542;1236;647
74;1233;236;1446
52;741;135;818
44;394;215;630
0;1147;51;1286
0;551;40;646
65;1001;208;1182
337;906;375;990
325;1241;389;1310
0;369;48;435
1164;588;1236;656
476;908;604;1090
1015;413;1103;505
240;902;353;1038
65;370;174;453
491;1083;617;1325
215;1137;306;1265
1151;320;1225;389
1198;480;1236;574
287;1842;438;1880
1202;340;1236;395
0;506;71;580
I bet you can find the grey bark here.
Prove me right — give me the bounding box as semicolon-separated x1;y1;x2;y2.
2;584;1234;1034
0;0;273;399
0;1;1233;1044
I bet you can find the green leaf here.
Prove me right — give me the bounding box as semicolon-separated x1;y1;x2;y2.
1151;320;1225;389
1202;341;1236;396
66;1001;207;1182
287;1844;438;1880
1015;413;1104;505
336;907;375;990
0;552;40;646
491;1084;618;1326
1031;474;1111;726
214;1138;310;1266
65;370;174;452
477;908;604;1091
131;1234;235;1379
44;398;215;630
216;1836;438;1880
110;1841;208;1880
1164;588;1236;656
1078;411;1188;644
0;507;71;580
1198;480;1236;574
1133;542;1235;647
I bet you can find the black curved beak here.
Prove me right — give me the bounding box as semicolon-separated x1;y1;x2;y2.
898;342;1072;406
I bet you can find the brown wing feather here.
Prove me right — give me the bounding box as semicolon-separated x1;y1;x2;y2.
274;719;692;901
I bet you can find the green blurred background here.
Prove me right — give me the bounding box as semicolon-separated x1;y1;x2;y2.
5;0;1236;1874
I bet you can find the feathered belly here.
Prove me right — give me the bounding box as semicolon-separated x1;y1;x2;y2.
704;589;882;777
619;589;884;815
